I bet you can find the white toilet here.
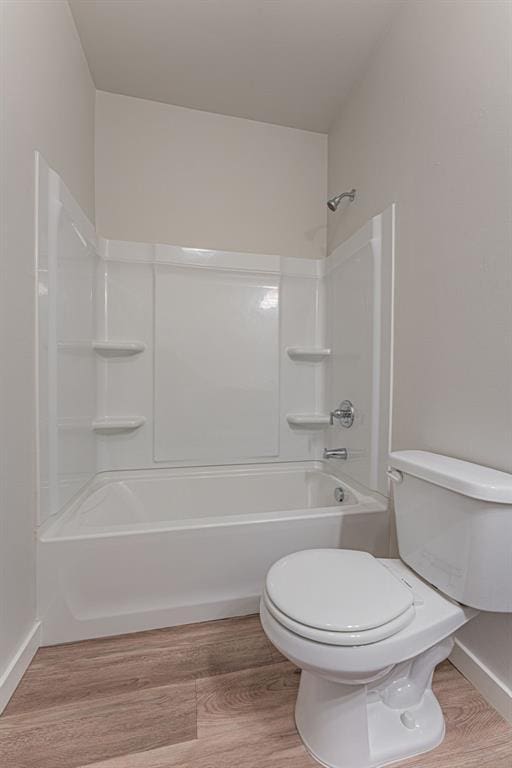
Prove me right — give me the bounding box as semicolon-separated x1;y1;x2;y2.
260;450;512;768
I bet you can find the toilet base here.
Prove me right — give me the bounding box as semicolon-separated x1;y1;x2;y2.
295;637;453;768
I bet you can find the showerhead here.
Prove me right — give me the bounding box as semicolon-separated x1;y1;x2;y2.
327;189;356;211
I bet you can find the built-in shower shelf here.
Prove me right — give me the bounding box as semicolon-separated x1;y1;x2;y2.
286;347;331;362
286;414;330;429
92;417;146;433
93;340;146;356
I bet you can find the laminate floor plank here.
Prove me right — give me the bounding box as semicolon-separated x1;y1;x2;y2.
80;730;317;768
198;658;512;767
196;660;300;739
32;615;265;663
394;660;512;768
0;681;196;768
1;615;510;768
79;661;314;768
5;614;274;715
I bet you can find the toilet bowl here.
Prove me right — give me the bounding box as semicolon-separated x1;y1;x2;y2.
260;550;476;768
259;450;512;768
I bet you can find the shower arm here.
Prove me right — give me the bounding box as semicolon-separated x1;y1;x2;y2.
336;190;356;203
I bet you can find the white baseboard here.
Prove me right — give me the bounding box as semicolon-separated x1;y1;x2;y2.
0;621;41;713
450;638;512;724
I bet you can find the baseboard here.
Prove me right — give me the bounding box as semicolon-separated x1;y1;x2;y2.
0;621;41;713
450;638;512;724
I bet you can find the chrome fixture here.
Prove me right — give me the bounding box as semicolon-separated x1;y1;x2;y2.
330;400;355;428
323;448;348;460
386;468;404;484
327;189;356;211
334;486;345;503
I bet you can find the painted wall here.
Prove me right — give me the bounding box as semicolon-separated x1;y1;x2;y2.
95;91;327;259
0;0;94;698
328;0;512;697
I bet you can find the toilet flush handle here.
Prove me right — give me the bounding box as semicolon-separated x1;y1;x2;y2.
386;468;404;484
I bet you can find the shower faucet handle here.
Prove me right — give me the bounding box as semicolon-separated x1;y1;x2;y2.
329;409;341;425
329;400;355;428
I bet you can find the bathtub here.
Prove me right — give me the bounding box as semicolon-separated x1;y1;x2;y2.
38;462;389;644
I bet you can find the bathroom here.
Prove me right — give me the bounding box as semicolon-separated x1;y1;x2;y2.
0;1;511;766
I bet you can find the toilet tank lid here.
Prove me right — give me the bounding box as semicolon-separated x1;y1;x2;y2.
389;450;512;504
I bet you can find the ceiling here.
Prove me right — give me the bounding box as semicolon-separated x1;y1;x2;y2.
70;0;402;133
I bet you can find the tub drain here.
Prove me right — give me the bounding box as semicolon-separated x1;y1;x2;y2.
334;487;345;503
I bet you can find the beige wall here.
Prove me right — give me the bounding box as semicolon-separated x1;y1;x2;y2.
95;91;327;258
0;0;94;684
328;1;512;695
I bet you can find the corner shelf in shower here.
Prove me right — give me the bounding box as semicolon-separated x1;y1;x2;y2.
286;414;330;429
93;340;146;356
92;416;146;434
286;347;331;362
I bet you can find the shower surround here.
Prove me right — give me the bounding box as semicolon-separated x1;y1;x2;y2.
36;155;394;643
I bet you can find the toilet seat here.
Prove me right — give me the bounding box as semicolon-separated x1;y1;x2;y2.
264;589;416;646
264;549;416;646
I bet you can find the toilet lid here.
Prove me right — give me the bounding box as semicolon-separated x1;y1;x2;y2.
265;549;414;633
263;589;416;646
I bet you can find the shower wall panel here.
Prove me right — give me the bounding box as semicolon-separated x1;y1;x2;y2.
37;155;98;523
37;158;394;519
96;243;325;471
94;256;154;471
324;206;394;496
154;264;280;462
37;159;326;496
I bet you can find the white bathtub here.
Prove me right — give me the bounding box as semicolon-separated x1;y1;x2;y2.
38;462;389;644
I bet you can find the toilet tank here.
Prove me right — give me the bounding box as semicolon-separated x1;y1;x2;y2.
388;450;512;612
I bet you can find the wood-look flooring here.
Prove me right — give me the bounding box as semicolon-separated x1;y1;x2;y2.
0;614;510;768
